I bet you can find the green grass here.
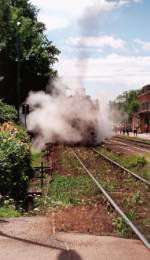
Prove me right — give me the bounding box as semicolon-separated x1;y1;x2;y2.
46;175;98;207
0;206;21;217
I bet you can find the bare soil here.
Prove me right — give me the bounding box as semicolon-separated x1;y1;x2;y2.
54;203;115;236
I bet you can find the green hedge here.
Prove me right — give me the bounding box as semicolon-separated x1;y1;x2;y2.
0;123;32;204
0;100;17;122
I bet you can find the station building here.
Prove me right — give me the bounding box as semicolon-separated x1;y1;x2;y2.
132;84;150;132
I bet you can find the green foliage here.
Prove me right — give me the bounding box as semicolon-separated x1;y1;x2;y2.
0;122;32;203
113;210;136;236
0;99;17;121
31;149;45;167
0;198;21;217
0;0;60;106
113;216;128;236
136;156;147;167
0;206;20;217
111;90;140;121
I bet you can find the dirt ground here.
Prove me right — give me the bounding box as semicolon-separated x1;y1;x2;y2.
54;203;115;235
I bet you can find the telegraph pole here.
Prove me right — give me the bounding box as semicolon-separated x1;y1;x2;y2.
16;21;21;121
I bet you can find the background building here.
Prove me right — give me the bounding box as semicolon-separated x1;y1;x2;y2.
138;84;150;132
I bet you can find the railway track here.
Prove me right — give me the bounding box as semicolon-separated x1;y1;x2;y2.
71;147;150;250
112;136;150;153
93;149;150;186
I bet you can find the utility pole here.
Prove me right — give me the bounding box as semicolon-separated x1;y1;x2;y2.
16;21;21;121
22;103;30;128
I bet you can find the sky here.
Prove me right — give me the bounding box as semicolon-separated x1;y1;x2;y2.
31;0;150;99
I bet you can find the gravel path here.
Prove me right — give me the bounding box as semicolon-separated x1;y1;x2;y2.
0;217;149;260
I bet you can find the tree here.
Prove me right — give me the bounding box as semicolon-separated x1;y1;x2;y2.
0;0;60;107
110;89;140;122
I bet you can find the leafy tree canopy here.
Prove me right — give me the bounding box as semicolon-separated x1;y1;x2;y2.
110;89;140;121
0;0;60;107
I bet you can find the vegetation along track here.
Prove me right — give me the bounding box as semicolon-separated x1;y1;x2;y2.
71;147;150;250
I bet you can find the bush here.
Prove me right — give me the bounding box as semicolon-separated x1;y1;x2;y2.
0;122;33;204
0;100;17;122
0;198;21;217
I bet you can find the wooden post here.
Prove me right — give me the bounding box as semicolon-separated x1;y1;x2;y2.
41;162;44;188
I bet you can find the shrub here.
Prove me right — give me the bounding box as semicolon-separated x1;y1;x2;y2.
0;198;21;217
0;100;17;122
0;122;33;204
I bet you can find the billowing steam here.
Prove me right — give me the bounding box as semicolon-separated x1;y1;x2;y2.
23;1;118;148
25;80;112;149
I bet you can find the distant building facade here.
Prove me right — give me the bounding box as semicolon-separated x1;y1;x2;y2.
132;84;150;132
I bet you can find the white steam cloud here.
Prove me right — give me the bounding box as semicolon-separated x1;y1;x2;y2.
24;1;118;148
25;80;112;149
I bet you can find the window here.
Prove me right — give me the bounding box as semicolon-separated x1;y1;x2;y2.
141;102;149;111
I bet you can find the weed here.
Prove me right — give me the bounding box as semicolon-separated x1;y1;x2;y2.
136;156;147;167
113;217;128;236
123;192;143;208
131;191;143;204
113;210;136;236
101;180;117;192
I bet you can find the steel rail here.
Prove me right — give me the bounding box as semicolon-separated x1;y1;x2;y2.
107;139;150;153
114;136;150;147
71;149;150;251
93;149;150;187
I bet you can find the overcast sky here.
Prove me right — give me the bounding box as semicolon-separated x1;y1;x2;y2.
31;0;150;99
